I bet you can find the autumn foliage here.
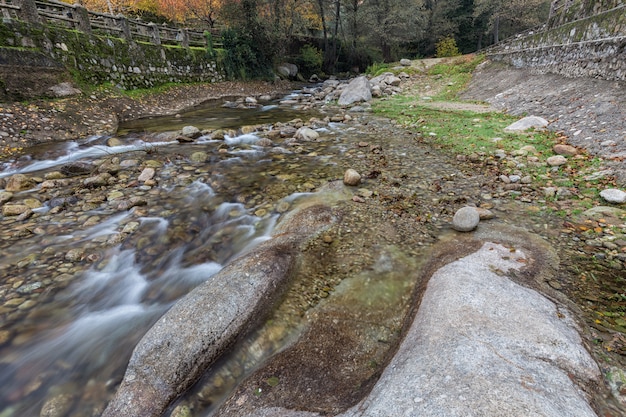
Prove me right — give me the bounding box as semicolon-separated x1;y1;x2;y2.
66;0;552;77
72;0;222;26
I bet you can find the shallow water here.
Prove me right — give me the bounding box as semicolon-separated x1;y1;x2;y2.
0;92;354;416
0;91;624;417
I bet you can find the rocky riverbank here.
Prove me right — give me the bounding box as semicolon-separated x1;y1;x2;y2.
0;80;296;156
1;58;626;416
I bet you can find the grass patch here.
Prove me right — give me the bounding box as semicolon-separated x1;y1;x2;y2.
374;99;537;155
372;97;611;193
427;54;485;101
370;54;615;198
365;62;392;77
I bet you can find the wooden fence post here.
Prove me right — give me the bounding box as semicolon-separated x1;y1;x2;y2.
16;0;40;23
148;22;161;45
177;28;189;48
73;3;91;34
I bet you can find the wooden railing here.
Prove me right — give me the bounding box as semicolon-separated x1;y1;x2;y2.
0;0;222;48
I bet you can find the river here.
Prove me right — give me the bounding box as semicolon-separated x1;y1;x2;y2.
0;88;624;416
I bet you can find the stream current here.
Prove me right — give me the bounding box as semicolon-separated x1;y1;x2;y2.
0;90;624;416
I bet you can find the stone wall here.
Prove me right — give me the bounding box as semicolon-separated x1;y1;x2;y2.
548;0;624;27
0;18;224;99
486;4;625;81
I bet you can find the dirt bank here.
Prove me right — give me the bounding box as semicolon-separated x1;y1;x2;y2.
462;60;626;184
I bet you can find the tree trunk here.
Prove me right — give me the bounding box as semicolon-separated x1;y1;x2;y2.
381;40;392;62
493;14;499;43
317;0;332;72
330;0;341;73
351;0;358;50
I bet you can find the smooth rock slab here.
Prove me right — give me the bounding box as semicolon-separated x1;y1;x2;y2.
341;242;600;417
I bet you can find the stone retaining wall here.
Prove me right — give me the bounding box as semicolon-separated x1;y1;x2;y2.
0;19;224;98
486;5;626;81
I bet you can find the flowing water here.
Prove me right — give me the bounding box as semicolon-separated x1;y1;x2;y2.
0;91;625;416
0;92;361;417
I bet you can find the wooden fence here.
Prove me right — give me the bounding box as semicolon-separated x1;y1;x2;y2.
0;0;221;48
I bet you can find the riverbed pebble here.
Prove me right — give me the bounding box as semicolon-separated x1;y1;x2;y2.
343;169;361;186
547;155;567;166
6;174;35;192
107;137;123;147
553;144;578;156
1;204;29;216
181;125;201;139
0;191;13;204
138;167;156;182
190;152;208;163
452;206;480;232
295;127;319;141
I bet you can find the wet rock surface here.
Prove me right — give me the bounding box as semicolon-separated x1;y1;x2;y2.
339;237;601;417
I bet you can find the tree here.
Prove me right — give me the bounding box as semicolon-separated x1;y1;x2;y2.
309;0;342;72
360;0;424;62
417;0;461;56
474;0;550;44
157;0;222;27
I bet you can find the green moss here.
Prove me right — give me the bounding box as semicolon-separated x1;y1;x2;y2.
0;17;224;92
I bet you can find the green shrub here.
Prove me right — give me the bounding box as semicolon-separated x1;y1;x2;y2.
298;45;323;76
435;36;461;58
220;28;272;80
365;62;391;76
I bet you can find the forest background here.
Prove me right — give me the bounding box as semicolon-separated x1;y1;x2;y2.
63;0;551;78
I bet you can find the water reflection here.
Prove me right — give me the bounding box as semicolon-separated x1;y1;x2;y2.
117;96;319;135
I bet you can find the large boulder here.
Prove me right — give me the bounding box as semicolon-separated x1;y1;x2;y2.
101;204;336;417
211;226;602;417
340;241;600;417
337;76;372;106
369;72;394;87
277;63;299;79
